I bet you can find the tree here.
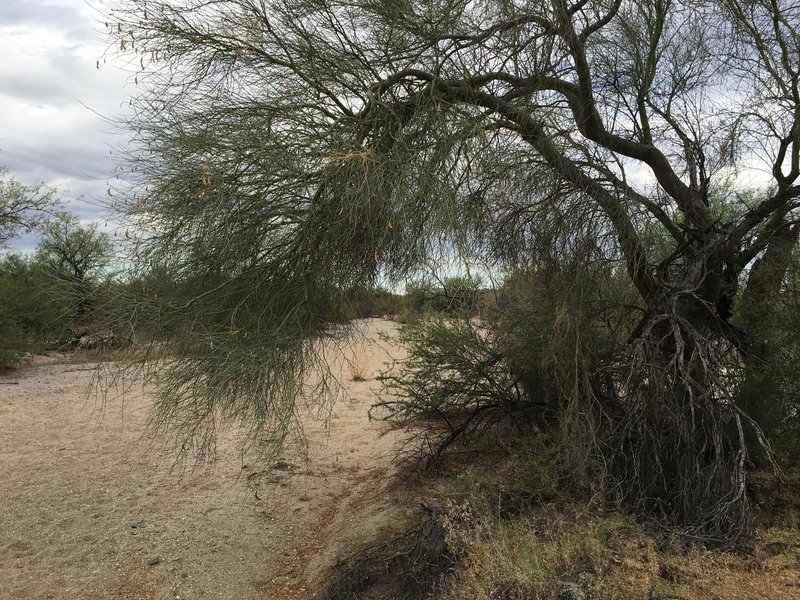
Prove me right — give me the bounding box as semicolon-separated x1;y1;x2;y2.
0;166;57;247
36;213;113;319
102;0;800;538
37;213;112;283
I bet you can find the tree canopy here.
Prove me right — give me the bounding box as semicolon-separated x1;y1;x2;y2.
0;167;58;247
36;213;113;285
101;0;800;539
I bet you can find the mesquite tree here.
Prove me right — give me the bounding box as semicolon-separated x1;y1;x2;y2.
101;0;800;538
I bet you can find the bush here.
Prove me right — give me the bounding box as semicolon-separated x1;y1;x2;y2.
373;315;538;467
0;254;70;363
0;250;131;364
344;285;407;318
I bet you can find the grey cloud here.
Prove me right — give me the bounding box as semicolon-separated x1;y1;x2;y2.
1;72;77;106
3;140;115;183
2;35;128;111
0;1;93;42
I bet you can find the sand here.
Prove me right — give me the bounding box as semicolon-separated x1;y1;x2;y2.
0;319;415;599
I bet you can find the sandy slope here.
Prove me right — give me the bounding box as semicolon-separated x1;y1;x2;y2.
0;319;415;600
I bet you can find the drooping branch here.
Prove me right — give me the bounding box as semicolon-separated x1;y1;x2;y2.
431;80;656;301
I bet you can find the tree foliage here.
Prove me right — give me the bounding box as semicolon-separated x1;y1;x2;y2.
0;215;117;366
102;0;800;538
0;166;57;247
0;255;59;367
36;213;112;283
35;213;114;322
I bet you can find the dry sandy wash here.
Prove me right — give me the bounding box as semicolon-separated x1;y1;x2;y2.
0;319;418;599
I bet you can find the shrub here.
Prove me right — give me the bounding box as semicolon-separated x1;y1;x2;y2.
0;254;70;362
373;315;538;467
344;285;407;318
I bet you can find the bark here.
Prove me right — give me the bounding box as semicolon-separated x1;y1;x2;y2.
738;221;800;464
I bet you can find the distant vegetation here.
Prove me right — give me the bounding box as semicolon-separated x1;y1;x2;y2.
0;173;120;367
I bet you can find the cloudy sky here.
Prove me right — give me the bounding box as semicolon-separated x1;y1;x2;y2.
0;0;132;252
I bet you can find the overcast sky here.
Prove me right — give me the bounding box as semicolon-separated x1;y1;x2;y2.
0;0;132;252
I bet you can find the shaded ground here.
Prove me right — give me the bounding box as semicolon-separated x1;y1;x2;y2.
0;319;415;599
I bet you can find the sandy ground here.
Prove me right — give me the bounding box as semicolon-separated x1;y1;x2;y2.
0;319;416;600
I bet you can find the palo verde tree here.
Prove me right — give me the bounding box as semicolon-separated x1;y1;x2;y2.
102;0;800;539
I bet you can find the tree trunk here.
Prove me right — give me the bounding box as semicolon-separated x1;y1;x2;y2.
603;237;753;540
738;222;800;465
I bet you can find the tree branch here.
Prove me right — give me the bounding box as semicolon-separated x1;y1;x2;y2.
435;80;655;300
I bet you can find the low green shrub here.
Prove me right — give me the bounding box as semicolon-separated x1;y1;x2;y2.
373;315;540;466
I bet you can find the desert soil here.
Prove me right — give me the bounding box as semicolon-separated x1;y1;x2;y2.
0;319;416;600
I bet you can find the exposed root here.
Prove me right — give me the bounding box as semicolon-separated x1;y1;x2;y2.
599;310;767;543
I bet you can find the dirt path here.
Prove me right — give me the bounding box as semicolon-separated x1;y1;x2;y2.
0;319;416;599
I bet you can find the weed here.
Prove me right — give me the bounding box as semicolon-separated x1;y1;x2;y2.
349;351;367;382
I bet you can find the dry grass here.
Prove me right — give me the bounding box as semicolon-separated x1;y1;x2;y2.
429;453;800;600
349;350;367;382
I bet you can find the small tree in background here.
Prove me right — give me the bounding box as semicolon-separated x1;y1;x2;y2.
35;213;113;321
0;167;58;248
403;275;484;318
0;255;61;367
0;168;61;366
0;214;116;364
